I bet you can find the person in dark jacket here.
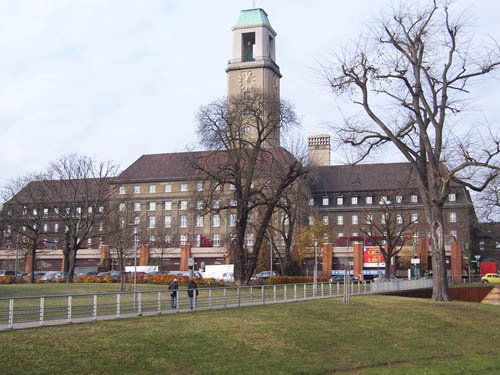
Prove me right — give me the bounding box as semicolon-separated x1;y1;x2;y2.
168;278;179;309
187;279;199;310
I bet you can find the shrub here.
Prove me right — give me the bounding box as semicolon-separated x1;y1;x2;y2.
0;276;16;284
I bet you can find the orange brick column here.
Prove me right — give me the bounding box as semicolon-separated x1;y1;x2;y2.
322;243;332;277
451;238;462;282
353;243;364;281
24;254;33;273
100;245;111;271
180;244;191;271
418;237;429;273
139;244;150;266
61;250;69;272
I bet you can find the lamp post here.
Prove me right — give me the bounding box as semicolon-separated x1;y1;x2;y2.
313;238;318;296
474;255;481;279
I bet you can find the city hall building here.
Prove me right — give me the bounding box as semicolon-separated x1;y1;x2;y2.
0;8;478;279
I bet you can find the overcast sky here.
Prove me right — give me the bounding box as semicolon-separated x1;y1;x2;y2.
1;0;499;188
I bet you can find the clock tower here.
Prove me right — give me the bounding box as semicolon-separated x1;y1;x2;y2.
226;8;282;147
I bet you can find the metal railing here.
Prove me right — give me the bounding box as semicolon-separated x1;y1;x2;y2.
0;279;432;330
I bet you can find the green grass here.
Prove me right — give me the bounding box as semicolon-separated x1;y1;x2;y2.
0;295;499;374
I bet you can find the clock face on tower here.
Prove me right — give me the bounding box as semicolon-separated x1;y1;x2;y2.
238;71;256;91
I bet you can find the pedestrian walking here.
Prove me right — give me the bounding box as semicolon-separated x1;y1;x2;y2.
187;278;199;310
168;278;179;309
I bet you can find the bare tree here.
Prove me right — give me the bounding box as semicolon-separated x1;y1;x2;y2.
193;91;307;285
46;154;118;282
321;1;500;300
360;196;416;279
1;173;51;283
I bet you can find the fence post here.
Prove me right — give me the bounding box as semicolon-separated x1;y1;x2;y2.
250;286;254;304
8;299;13;329
294;284;297;300
273;285;276;303
261;286;265;305
284;285;287;301
223;288;227;309
176;290;180;311
329;282;332;296
116;294;120;318
40;297;45;326
157;292;161;314
337;282;340;296
209;289;212;309
321;283;324;297
237;287;241;307
304;284;306;299
93;295;97;320
67;296;72;322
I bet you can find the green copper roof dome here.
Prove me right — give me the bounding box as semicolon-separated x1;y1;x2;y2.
235;8;271;27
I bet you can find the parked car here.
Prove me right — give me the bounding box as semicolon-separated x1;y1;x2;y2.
221;272;234;282
481;273;500;284
251;271;279;280
0;270;16;277
54;272;69;281
329;275;360;283
41;272;58;282
373;275;399;283
167;271;203;279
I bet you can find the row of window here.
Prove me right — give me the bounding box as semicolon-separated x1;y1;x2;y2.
323;230;458;239
30;222;106;234
309;212;458;226
312;193;457;207
145;214;241;229
19;206;105;217
119;183;236;195
119;199;238;213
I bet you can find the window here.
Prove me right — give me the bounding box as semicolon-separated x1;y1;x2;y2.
134;217;140;225
381;214;386;224
229;213;236;227
411;213;419;223
180;183;188;192
479;240;486;251
242;126;250;136
148;216;156;229
214;184;221;191
243;91;251;99
180;215;187;228
381;196;388;204
149;235;155;242
248;213;255;224
308;198;314;206
196;215;204;228
337;216;343;225
449;193;456;202
180;234;187;246
322;197;329;206
164;184;171;193
396;195;402;203
164;201;172;210
496;242;500;249
366;196;373;205
397;215;403;224
229;184;236;190
282;214;289;225
213;200;220;209
351;196;358;205
336;196;344;205
323;216;329;225
54;223;59;232
149;185;156;193
43;208;49;216
212;214;220;227
120;218;125;229
449;212;457;223
197;200;204;210
450;230;457;239
43;224;48;232
212;234;221;247
134;185;140;194
119;203;125;212
76;207;81;214
164;215;172;227
99;223;104;232
119;186;125;195
179;200;188;210
54;208;59;215
134;202;141;212
246;233;254;246
88;207;93;214
352;232;358;237
352;215;358;225
308;216;314;226
366;214;373;224
195;234;201;247
148;202;156;211
87;238;92;247
98;206;104;213
196;182;203;192
411;195;418;203
337;232;344;238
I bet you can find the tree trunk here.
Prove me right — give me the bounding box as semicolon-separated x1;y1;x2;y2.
384;254;391;279
67;248;78;283
429;208;450;301
30;245;36;284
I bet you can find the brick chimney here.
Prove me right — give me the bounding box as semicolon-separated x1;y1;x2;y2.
308;134;330;166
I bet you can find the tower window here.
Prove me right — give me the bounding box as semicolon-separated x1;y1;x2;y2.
242;32;255;62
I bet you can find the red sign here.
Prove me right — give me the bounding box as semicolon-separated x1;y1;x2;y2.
363;247;384;264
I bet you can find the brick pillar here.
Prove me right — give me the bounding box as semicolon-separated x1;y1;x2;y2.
180;244;191;271
418;237;429;272
61;250;68;272
24;254;32;273
139;244;150;266
451;238;462;282
100;245;111;271
353;243;364;281
322;243;332;277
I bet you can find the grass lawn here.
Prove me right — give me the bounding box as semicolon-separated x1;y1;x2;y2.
0;295;498;374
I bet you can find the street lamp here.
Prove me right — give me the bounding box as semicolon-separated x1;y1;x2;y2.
313;238;318;296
